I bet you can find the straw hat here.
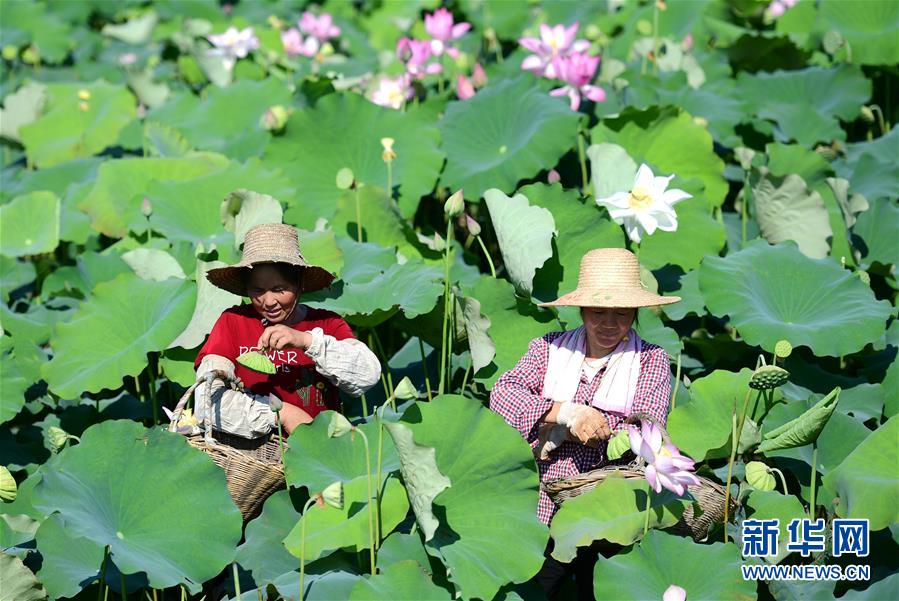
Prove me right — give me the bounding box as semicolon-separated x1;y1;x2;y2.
538;248;680;308
205;223;334;297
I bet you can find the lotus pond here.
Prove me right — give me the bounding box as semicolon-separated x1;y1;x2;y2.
0;0;897;600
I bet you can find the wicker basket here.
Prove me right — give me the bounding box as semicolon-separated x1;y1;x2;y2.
169;375;287;522
542;412;737;542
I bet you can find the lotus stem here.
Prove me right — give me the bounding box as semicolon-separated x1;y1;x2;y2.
148;352;159;425
354;427;377;573
475;235;496;278
360;393;369;418
369;329;394;397
438;218;453;395
275;419;287;485
652;0;660;75
98;546;109;601
386;162;393;201
735;388;755;443
769;467;789;494
232;563;241;600
299;496;317;600
460;357;472;397
375;404;389;546
447;293;456;392
741;172;750;246
723;406;738;542
577;130;588;193
418;337;433;401
643;482;652;537
355;184;363;242
670;352;682;410
808;443;818;518
121;570;127;601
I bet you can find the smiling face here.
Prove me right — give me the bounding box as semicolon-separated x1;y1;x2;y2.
580;306;636;356
246;264;301;324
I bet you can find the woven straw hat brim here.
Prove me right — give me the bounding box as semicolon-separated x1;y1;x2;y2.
206;263;334;297
538;289;681;308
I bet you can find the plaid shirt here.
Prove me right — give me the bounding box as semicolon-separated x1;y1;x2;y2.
489;330;672;525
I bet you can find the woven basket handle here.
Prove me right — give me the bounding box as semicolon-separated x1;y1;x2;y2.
167;371;246;432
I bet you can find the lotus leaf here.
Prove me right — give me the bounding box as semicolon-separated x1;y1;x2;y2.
744;490;805;564
853;198;899;271
587;143;638;201
169;260;242;350
461;296;495;374
745;462;776;492
0;82;46;143
823;415;899;530
440;75;579;200
349;560;452;600
32;420;242;592
121;248;187;281
606;430;631;461
0;552;47;601
399;395;548;601
236;490;300;585
377;532;433;574
592;530;754;601
758;388;841;453
236;350;277;374
143;121;192;157
0;192;60;258
753;174;833;259
699;241;892;356
549;477;687;563
0;256;35;302
42;273;196;398
35;513;105;599
819;0;899;66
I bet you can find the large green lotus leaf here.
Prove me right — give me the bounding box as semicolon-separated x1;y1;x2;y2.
461;295;495;373
467;276;557;388
32;420;243;591
527;182;624;304
148;158;294;246
383;420;451;542
639;197;727;271
143;121;191;157
460;0;529;39
592;530;754;601
484;188;556;296
667;368;758;461
0;1;70;62
0;552;47;601
661;269;705;320
818;0;899;66
35;513;105;599
284;411;399;494
236;490;299;585
39;251;130;300
823;415;899;530
349;560;451;600
0;302;73;346
699;241;892;356
753;174;833;259
758;388;840;453
19;82;136;168
550;476;686;563
0;351;28;425
42;273;196;398
121;248;186;281
329;185;417;258
655;78;748;148
0;192;59;258
297;228;344;279
744;490;806;564
0;82;45;144
587;143;637;201
834;129;899;203
283;475;410;562
635;307;683;356
169;260;242;350
149;79;291;160
400;395;548;601
79;153;228;238
376;531;433;574
736;66;871;146
0;256;35;301
591;109;728;207
440;75;579;201
853;198;899;271
266;93;443;222
884;361;899;419
221;189;284;248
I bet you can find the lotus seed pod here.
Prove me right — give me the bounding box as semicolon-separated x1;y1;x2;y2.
749;364;790;390
745;461;776;491
21;45;39;65
236;350;277;374
269;394;283;412
465;214;481;236
380;137;396;163
859;106;876;123
320;481;344;509
0;466;15;502
336;167;355;190
327;412;353;438
444;189;464;218
857;270;871;285
606;430;631;461
774;340;792;359
392;376;418;401
47;426;70;453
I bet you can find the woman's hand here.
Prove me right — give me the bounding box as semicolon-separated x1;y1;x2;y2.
257;325;313;351
555;403;612;447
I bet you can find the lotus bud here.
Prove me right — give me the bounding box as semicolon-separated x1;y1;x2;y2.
2;45;18;61
859;106;875;123
22;45;39;65
77;89;91;101
745;461;776;491
336;167;355;190
269;394;283;413
456;75;475;100
262;105;289;133
471;63;487;88
774;340;792;359
0;466;16;502
662;584;686;601
140;197;152;217
393;376;418;401
380;137;396;163
656;0;667;10
267;15;284;30
547;169;561;184
319;481;344;509
47;426;70;453
585;24;601;40
465;214;481;236
432;232;446;252
79;101;90;112
444;189;464;218
327;412;354;438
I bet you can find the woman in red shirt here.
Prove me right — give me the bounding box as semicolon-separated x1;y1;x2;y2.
193;223;381;437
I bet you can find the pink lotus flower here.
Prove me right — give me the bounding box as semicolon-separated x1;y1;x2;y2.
519;22;590;78
281;28;319;58
456;75;475;100
663;584;687;601
397;37;442;79
424;8;470;57
370;75;412;110
299;11;340;42
549;51;606;111
628;421;700;496
471;63;488;87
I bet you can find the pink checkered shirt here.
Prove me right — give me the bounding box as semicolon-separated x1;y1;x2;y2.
489;330;672;525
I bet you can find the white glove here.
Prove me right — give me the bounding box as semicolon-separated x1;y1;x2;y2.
556;402;611;447
535;423;570;460
194;355;277;439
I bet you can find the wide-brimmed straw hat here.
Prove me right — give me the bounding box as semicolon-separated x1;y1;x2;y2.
538;248;681;308
206;223;334;297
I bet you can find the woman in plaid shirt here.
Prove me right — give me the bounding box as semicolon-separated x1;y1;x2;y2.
489;248;681;600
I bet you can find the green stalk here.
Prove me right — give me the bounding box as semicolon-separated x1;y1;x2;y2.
299;497;317;600
576;130;589;194
808;443;818;518
769;467;789;494
386;161;393;201
360;393;369;418
447;292;456;393
354;428;377;573
475;235;496;277
418;337;433;401
670;352;682;410
232;563;241;600
121;570;127;601
369;329;394;396
642;483;652;537
354;184;363;242
275;416;287;484
652;1;660;75
148;353;159;425
460;357;472;397
741;172;750;246
723;405;739;542
98;546;109;601
438;218;453;395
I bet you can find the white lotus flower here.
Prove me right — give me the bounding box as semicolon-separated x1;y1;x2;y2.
207;26;259;70
595;163;692;244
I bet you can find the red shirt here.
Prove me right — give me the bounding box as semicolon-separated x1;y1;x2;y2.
194;304;355;417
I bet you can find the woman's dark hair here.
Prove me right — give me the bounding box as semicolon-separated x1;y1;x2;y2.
242;263;305;291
